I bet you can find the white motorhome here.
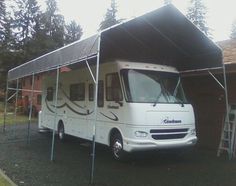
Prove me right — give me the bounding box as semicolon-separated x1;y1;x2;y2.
39;60;197;160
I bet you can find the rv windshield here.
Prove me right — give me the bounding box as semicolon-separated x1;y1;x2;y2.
121;69;187;104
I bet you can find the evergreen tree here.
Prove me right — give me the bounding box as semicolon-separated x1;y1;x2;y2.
3;18;15;51
164;0;172;5
0;0;16;91
43;0;65;49
24;14;52;58
25;0;67;57
65;21;83;44
230;19;236;39
0;0;7;43
99;0;122;30
13;0;40;49
186;0;210;36
0;0;83;92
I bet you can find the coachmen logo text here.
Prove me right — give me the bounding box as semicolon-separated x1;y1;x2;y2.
162;118;182;124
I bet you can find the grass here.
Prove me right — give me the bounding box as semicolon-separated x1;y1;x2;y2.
0;101;37;126
0;173;13;186
0;102;4;113
0;114;37;126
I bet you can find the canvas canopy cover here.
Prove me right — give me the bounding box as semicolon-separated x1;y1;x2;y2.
8;4;222;81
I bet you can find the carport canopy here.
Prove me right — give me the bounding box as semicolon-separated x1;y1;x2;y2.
5;4;229;183
8;4;223;81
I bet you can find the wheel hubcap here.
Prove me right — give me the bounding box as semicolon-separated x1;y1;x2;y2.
59;128;64;139
113;140;122;158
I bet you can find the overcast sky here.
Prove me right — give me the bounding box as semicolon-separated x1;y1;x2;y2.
38;0;236;41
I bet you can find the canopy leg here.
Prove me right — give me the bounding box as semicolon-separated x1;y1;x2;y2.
50;67;60;161
27;74;35;144
3;80;9;132
13;79;19;138
90;34;101;184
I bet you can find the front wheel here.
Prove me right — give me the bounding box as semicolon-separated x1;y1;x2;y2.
111;133;126;161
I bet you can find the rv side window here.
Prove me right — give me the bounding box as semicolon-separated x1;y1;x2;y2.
89;84;94;101
46;87;53;101
98;80;104;107
70;83;85;101
106;73;123;101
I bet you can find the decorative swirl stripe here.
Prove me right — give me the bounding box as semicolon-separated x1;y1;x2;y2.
100;111;119;121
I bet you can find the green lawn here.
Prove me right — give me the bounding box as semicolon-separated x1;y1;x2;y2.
0;173;13;186
0;102;4;113
0;114;37;125
0;101;37;126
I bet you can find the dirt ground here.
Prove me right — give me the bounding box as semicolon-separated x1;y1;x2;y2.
0;123;236;186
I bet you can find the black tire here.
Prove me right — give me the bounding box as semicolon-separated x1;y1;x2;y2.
110;132;126;161
58;122;65;141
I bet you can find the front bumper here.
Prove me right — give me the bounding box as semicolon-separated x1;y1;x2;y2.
123;136;197;152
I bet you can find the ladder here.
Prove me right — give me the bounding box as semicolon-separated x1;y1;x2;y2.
217;104;236;159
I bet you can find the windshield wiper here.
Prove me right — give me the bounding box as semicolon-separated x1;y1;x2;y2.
153;90;162;107
153;85;169;107
173;78;184;107
173;77;180;97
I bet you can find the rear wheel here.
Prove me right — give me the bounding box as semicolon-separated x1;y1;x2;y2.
58;122;65;141
111;132;126;161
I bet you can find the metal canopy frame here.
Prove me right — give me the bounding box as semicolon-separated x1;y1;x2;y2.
181;55;231;159
2;4;229;184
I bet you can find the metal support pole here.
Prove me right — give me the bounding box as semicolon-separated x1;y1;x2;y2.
90;34;101;184
7;92;17;102
27;74;35;144
50;67;60;161
3;80;9;132
13;79;19;138
208;70;225;90
222;63;231;159
86;60;96;83
8;87;42;93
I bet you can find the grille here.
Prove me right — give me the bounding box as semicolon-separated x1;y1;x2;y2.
150;128;188;140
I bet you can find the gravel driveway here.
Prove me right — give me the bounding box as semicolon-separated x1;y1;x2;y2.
0;123;236;186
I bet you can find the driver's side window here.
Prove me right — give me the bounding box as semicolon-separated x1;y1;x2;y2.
106;73;123;101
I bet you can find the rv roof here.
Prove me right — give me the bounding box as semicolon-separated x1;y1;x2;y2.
115;61;178;73
8;4;222;81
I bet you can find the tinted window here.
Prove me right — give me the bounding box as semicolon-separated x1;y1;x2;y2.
46;87;53;101
98;80;104;107
121;69;187;103
70;83;85;101
89;84;94;101
106;73;123;101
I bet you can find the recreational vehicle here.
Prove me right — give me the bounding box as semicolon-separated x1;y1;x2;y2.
39;60;197;160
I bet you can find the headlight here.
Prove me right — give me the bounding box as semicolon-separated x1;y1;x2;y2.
135;131;148;137
190;129;196;135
